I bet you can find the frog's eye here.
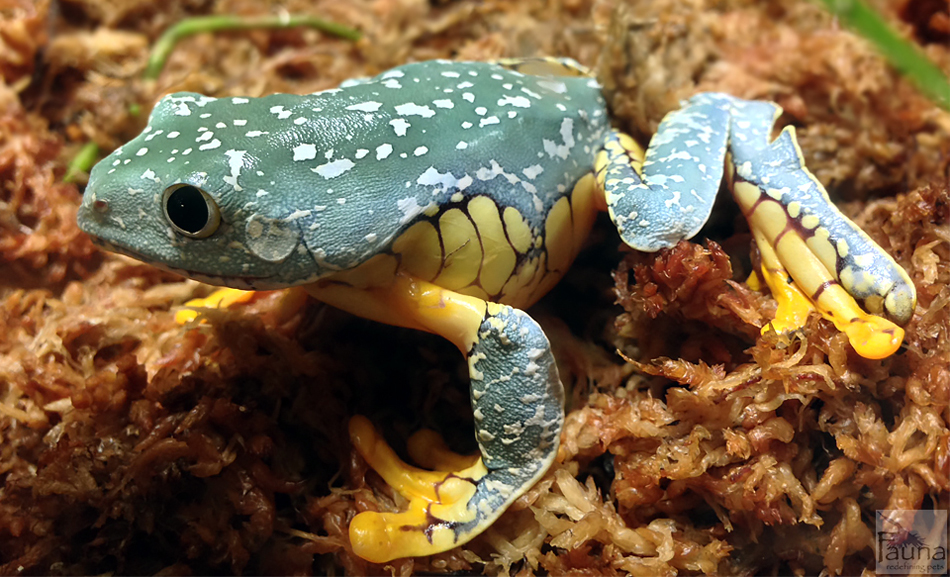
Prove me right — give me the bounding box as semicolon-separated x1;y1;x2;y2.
162;184;221;238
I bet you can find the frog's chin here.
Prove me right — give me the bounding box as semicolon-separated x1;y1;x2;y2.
88;237;281;291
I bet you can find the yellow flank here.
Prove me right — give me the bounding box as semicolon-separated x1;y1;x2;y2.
501;255;537;304
468;196;517;296
434;209;483;290
594;149;609;183
323;253;399;290
456;285;491;302
520;252;551;308
544;196;574;273
531;266;565;305
393;221;442;281
502;253;552;309
348;415;489;563
503;206;533;254
569;173;599;255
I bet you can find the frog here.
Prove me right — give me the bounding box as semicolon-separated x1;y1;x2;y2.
76;58;916;563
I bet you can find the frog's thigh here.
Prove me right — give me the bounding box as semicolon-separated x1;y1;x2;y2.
305;275;564;562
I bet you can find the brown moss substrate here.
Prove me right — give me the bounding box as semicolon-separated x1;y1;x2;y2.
0;0;947;574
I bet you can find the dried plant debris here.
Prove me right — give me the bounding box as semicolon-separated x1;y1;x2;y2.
0;0;947;574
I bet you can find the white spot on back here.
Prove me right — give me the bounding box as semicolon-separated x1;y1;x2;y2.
312;158;355;179
497;95;531;108
293;143;317;161
397;197;424;224
269;105;292;120
223;149;247;191
376;143;393;160
198;139;221;151
389;118;411;136
394;103;436;118
523;164;544;179
346;101;383;112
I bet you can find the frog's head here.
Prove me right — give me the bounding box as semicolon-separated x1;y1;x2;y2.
79;92;368;289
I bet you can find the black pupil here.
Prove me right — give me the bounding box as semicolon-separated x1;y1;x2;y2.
166;186;209;234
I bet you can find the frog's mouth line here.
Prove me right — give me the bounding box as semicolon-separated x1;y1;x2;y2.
88;236;276;291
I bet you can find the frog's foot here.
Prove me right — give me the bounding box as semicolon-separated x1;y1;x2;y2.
747;266;813;336
750;227;903;358
722;96;915;359
307;275;563;562
348;416;488;562
175;287;257;324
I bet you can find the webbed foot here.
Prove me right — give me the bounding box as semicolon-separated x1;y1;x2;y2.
348;416;488;562
175;287;257;324
723;96;915;358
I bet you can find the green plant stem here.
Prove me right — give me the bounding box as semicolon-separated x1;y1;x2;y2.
64;142;100;183
817;0;950;110
144;14;361;80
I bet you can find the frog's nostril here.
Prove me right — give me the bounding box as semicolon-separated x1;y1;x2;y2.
92;199;110;213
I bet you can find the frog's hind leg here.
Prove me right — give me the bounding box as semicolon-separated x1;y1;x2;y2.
723;96;916;359
306;275;563;562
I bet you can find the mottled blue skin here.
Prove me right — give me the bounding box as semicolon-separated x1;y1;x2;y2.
80;60;609;289
606;95;729;251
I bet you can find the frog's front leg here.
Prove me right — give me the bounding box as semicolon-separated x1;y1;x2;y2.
598;93;916;358
306;274;563;563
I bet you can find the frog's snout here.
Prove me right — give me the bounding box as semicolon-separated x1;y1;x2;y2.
92;198;109;212
76;189;105;235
